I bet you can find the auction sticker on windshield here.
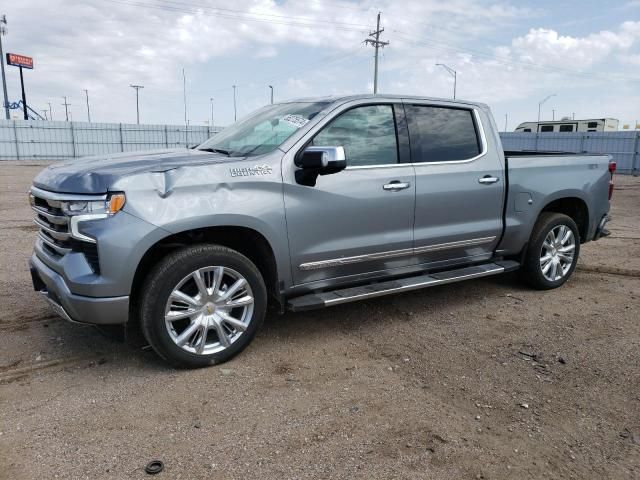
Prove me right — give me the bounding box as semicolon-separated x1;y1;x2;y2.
282;114;309;128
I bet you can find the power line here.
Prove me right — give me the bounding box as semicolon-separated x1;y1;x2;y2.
101;0;372;33
147;0;375;28
364;12;388;94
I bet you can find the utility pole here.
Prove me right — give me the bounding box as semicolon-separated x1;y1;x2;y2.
182;68;188;146
537;94;556;122
268;85;273;104
572;112;575;120
47;102;52;121
552;109;555;121
61;96;70;122
504;113;508;132
41;109;47;120
436;63;457;99
364;12;389;94
83;89;91;122
210;97;214;130
0;15;9;119
232;85;237;122
130;84;143;124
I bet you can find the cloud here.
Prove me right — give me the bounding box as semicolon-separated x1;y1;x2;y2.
1;0;638;127
509;22;640;69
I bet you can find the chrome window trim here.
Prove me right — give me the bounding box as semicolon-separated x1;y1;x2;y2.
344;108;487;170
299;236;496;271
407;107;488;166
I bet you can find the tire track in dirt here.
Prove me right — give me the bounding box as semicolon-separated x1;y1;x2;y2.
0;356;101;384
578;265;640;278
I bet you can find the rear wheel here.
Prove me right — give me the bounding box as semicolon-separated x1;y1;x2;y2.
140;244;267;368
521;213;580;290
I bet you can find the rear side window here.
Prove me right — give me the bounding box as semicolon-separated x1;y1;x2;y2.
559;124;574;132
523;128;532;132
312;104;398;167
588;122;598;128
540;125;554;132
405;105;480;162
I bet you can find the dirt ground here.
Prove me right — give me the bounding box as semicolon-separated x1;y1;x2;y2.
0;162;638;480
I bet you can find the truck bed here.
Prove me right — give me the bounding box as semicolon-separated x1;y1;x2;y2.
497;152;612;257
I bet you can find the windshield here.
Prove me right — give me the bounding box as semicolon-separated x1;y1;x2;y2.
197;102;328;157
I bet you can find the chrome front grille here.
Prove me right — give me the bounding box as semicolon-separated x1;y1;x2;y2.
30;187;101;273
31;195;73;256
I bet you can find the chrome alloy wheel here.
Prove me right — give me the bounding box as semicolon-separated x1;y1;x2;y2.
164;266;254;355
539;225;576;282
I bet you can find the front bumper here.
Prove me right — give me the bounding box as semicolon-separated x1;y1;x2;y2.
30;253;129;325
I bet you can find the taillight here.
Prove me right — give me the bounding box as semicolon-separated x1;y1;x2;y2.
608;161;616;200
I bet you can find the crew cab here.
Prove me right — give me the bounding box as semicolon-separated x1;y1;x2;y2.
28;95;615;367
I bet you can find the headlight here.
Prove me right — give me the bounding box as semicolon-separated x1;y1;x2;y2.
63;193;126;243
61;192;126;217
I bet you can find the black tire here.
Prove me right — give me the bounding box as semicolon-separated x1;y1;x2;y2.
140;244;267;368
521;212;580;290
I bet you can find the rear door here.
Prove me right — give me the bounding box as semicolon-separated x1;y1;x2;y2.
406;103;504;268
282;102;416;286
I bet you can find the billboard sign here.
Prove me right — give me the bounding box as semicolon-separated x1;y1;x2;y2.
6;53;33;69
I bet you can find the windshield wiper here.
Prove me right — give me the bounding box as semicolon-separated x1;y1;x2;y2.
198;147;232;156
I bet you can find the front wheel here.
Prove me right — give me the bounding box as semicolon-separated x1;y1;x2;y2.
521;212;580;290
140;244;267;368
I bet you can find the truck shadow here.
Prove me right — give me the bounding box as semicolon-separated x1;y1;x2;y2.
5;272;529;377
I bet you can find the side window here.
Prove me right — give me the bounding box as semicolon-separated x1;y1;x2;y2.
312;105;398;167
540;125;554;132
405;105;480;162
523;128;532;132
559;124;574;132
588;122;598;129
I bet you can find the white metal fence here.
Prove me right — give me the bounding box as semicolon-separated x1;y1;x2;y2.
1;120;638;175
0;119;222;160
500;131;639;175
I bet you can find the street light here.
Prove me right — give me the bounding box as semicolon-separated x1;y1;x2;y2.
232;85;237;122
210;97;214;131
268;85;273;105
436;63;457;99
538;94;556;122
130;84;144;124
83;89;91;122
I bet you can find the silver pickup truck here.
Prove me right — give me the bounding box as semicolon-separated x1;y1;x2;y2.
28;95;615;367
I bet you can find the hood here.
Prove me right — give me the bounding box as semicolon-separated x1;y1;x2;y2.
32;149;245;194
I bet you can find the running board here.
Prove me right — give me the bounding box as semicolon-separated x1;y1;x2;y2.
287;260;520;312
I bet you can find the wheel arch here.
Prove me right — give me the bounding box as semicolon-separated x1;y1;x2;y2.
539;195;590;242
130;225;283;320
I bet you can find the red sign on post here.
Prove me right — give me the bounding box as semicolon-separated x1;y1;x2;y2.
6;53;33;69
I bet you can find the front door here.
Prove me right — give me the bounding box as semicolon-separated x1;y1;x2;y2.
283;103;416;286
406;103;504;267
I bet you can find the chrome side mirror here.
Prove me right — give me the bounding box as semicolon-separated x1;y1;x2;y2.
295;146;347;187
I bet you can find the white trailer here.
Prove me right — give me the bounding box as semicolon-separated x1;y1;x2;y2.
515;118;619;133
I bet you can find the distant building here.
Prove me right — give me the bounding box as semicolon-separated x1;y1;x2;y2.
515;118;619;133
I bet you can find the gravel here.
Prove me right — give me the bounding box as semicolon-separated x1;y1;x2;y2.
1;163;639;479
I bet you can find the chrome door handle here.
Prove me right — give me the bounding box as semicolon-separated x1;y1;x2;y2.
478;176;499;184
383;181;411;191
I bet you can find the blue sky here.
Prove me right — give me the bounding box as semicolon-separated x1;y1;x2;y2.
2;0;639;129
